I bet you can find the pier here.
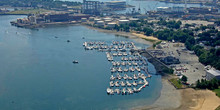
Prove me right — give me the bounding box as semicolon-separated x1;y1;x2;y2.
139;49;170;76
83;41;151;95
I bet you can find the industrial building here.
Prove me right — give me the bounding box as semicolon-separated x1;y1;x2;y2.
206;68;220;80
82;0;103;15
16;12;90;25
105;1;126;8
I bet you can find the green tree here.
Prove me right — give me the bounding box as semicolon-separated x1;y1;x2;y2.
143;27;153;36
181;75;188;82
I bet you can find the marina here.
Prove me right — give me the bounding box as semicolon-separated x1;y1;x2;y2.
83;41;151;95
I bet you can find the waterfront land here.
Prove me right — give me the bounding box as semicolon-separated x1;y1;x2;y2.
4;9;50;15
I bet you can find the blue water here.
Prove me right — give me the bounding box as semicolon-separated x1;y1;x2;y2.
0;15;162;110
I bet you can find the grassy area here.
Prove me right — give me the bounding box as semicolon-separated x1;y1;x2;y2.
170;78;183;89
213;88;220;98
216;105;220;110
6;9;50;15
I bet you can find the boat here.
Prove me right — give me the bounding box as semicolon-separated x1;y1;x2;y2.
110;75;115;80
117;73;122;80
127;88;133;94
107;88;114;95
120;81;126;87
110;81;114;87
122;88;127;95
72;60;78;64
115;81;120;87
126;81;132;87
133;74;138;80
114;89;121;95
138;80;144;85
132;81;137;86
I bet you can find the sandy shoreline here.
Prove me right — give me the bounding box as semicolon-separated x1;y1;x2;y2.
83;25;220;110
84;25;155;46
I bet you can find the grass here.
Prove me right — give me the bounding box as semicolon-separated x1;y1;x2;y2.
170;78;183;89
6;9;50;15
216;105;220;110
213;87;220;98
143;37;159;43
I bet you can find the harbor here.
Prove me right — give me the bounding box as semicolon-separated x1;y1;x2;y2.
0;15;163;110
83;41;151;95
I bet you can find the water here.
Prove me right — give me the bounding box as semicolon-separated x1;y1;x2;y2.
0;15;162;110
62;0;206;14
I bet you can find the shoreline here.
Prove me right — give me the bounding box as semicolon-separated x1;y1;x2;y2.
83;25;157;47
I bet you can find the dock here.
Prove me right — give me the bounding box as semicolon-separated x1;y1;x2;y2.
83;41;151;95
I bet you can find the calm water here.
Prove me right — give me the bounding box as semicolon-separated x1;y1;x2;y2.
0;15;162;110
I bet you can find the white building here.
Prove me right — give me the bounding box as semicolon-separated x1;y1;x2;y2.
81;18;87;22
206;68;220;80
89;17;95;21
118;19;129;25
107;22;117;28
96;21;104;26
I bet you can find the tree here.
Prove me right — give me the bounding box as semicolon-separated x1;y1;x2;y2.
181;75;188;83
143;27;153;36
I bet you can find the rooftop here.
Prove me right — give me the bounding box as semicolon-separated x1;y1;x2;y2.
207;68;220;76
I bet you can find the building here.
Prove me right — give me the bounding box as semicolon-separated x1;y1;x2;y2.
118;19;129;25
69;14;90;21
96;21;104;26
188;7;218;14
82;0;103;15
172;6;184;13
107;22;116;28
160;56;180;65
157;7;171;12
206;68;220;80
45;13;69;22
81;18;87;22
105;1;126;9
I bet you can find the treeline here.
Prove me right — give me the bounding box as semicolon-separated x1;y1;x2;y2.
153;29;194;42
192;46;220;70
197;28;220;47
157;19;182;29
196;78;220;90
112;21;154;36
152;23;220;70
0;0;81;9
